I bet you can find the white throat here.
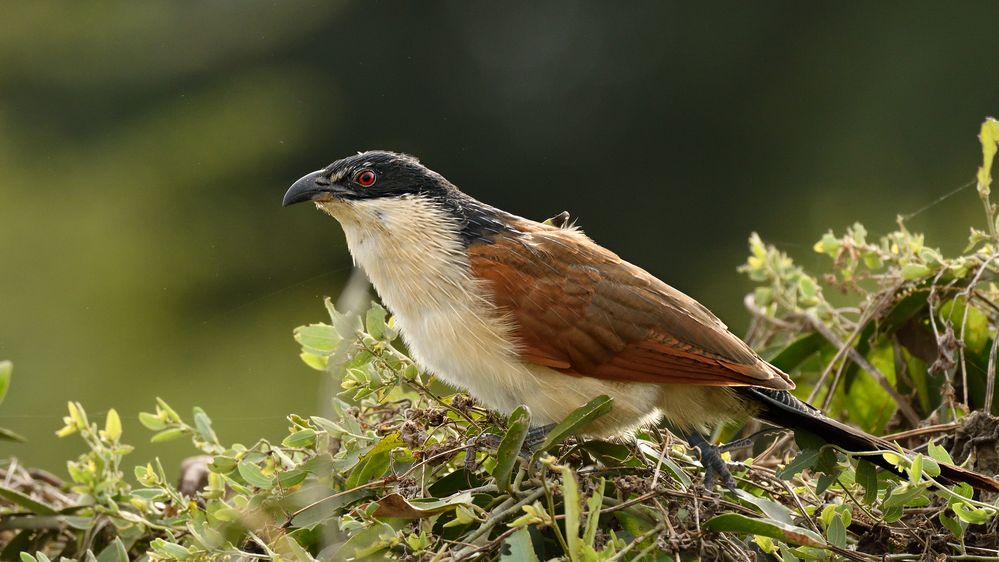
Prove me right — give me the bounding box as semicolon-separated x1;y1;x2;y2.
317;196;529;411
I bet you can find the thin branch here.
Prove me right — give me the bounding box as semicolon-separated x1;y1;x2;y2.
986;327;999;413
800;312;921;426
882;423;959;442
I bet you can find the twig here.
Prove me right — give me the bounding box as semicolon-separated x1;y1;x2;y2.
649;430;670;490
986;327;999;412
600;489;758;519
801;312;921;426
956;253;998;408
605;523;666;561
452;487;546;560
743;294;799;330
882;423;959;442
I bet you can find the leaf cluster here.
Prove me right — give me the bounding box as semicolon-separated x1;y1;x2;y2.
4;118;999;560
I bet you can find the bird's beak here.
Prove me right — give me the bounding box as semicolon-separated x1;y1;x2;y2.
283;169;335;207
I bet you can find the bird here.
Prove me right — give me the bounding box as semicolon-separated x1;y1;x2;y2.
283;150;999;492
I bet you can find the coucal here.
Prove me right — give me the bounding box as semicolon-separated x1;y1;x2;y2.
284;151;999;492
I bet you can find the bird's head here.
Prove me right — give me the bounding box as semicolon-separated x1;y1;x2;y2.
283;151;516;250
282;151;453;208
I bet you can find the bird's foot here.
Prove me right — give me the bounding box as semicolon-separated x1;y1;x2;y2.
717;427;788;453
463;424;556;472
686;431;737;491
524;424;555;451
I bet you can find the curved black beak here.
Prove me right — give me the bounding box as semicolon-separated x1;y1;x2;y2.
282;169;333;207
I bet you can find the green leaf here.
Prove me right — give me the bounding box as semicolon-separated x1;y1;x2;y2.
345;433;400;489
777;448;819;480
939;511;965;540
193;408;219;445
797;275;819;303
131;488;168;500
826;512;846;548
278;469;308;488
96;537;129;562
500;528;541;562
283;429;318;448
209;456;237;474
734;490;794;526
901;263;932;281
766;333;826;372
328;521;395;560
0;427;26;442
952;500;991;524
365;303;389;340
150;539;191;560
703;513;826;548
293;323;341;354
103;409;122;442
882;483;929;508
288;489;372;528
977;117;999;195
909;453;923;484
559;464;582;559
856;460;878;504
938;300;990;353
0;361;12;406
237;461;274;489
813;232;841;257
137;412;166;431
300;352;328;371
927;441;954;465
920;456;940;478
0;485;58;515
536;395;613;453
491;406;530;493
150;428;188;443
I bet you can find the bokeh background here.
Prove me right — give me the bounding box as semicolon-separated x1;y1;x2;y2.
2;2;998;473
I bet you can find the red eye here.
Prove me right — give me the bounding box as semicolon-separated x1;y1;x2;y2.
356;170;376;187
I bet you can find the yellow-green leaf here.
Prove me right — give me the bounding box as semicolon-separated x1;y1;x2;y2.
0;361;11;406
103;409;122;442
977;117;999;196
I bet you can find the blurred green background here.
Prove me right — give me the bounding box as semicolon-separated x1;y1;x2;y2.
2;2;998;473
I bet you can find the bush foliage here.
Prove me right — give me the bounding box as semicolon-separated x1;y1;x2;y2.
3;119;999;560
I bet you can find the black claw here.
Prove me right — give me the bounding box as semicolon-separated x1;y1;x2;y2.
465;424;557;477
686;431;737;491
524;424;556;452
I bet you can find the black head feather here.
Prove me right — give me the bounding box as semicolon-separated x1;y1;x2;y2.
320;151;516;245
322;151;453;200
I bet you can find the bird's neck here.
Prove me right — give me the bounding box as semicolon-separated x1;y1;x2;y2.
317;194;487;319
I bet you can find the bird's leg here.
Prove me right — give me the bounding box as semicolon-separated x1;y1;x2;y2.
463;423;557;472
463;433;499;473
717;427;788;453
685;431;737;491
524;424;556;451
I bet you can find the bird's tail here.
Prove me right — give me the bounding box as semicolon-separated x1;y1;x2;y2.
738;387;999;493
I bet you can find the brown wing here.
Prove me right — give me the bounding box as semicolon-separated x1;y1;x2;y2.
468;220;793;390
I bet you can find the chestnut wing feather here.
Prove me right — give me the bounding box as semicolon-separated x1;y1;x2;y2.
468;224;793;390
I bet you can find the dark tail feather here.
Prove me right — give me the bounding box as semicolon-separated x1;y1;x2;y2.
738;388;999;493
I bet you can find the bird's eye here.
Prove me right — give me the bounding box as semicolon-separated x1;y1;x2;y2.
355;170;376;187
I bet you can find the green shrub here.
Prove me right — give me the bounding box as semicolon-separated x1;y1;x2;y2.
3;118;999;561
